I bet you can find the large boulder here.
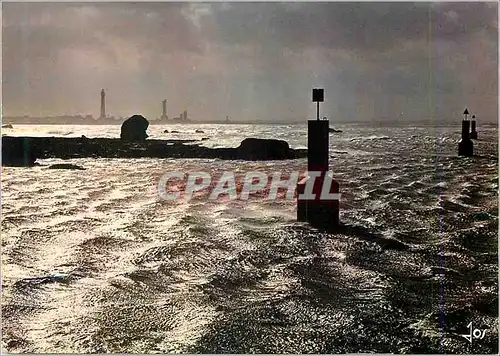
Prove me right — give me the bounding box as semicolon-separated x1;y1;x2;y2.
2;136;36;166
120;115;149;141
237;138;291;160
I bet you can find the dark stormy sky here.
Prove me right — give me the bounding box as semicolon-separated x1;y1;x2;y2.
2;2;498;122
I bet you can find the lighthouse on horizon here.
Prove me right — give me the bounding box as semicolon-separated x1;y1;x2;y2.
100;89;106;120
161;99;168;120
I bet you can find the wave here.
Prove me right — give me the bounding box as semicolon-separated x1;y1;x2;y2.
1;123;498;353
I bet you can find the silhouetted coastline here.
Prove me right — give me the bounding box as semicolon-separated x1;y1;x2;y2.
4;117;498;126
1;136;308;166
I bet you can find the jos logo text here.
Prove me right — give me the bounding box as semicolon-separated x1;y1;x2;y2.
460;322;487;345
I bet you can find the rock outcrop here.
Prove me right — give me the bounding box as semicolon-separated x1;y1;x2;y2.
1;136;307;166
48;163;85;170
120;115;149;141
237;138;291;160
2;137;36;166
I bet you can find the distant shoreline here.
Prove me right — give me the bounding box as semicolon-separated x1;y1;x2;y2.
2;121;308;126
2;121;498;127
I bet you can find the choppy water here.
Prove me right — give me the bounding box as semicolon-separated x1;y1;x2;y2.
2;123;498;353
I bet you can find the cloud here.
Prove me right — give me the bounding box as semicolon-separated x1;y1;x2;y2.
2;2;497;122
209;2;496;52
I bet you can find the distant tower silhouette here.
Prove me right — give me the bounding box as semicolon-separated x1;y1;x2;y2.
100;89;106;120
161;99;168;120
183;110;188;121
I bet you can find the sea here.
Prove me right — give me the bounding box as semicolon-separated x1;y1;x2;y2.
1;123;498;353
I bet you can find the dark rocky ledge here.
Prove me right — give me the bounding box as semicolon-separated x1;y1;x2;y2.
2;136;307;166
